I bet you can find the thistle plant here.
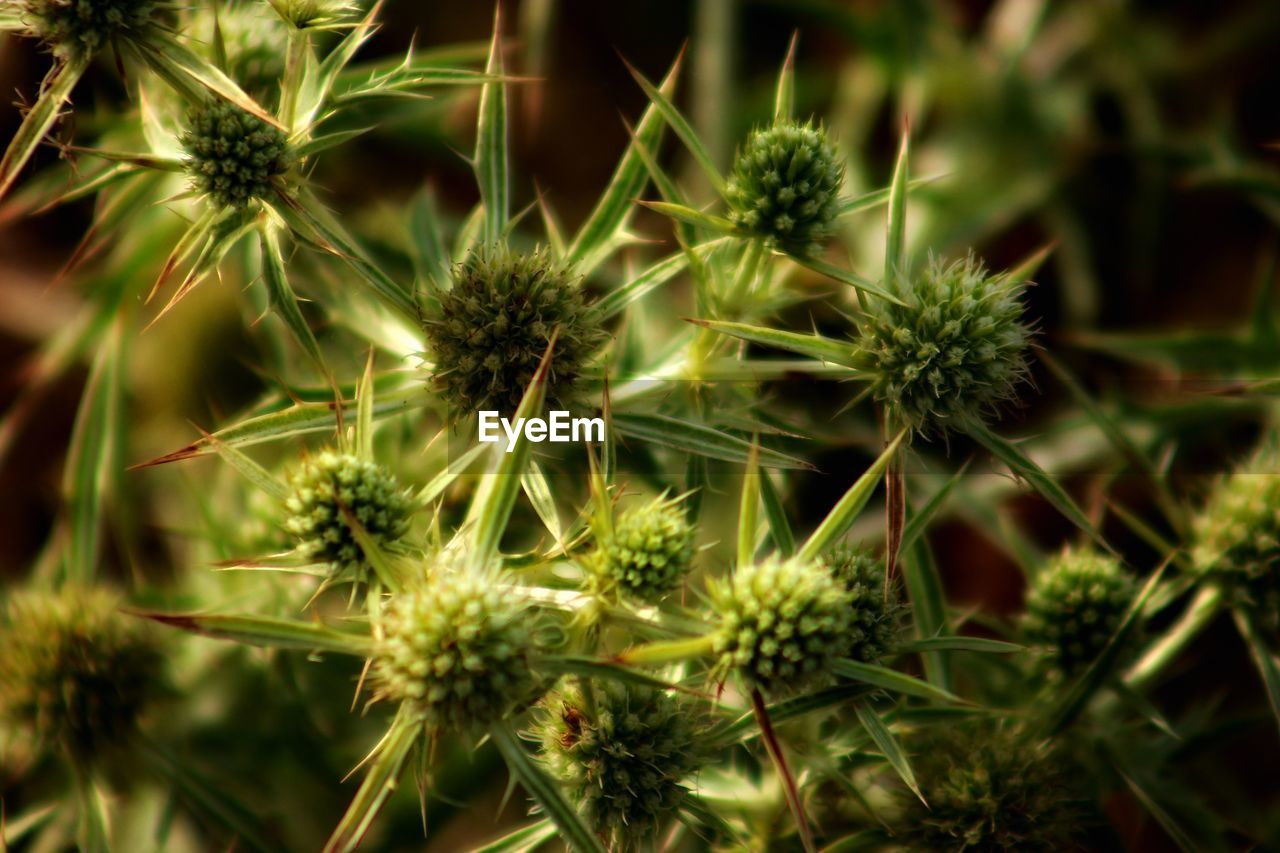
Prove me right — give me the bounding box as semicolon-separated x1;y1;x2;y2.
424;246;604;415
180;99;293;208
590;493;696;604
823;544;898;664
1024;549;1136;677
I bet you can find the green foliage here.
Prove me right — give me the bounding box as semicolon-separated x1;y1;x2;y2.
0;585;164;761
592;494;695;603
423;246;604;415
535;682;704;850
372;570;538;732
1024;549;1136;677
724;120;843;255
856;253;1032;434
281;450;414;579
710;554;854;695
181;100;293;208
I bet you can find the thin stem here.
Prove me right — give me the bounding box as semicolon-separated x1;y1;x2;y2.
751;689;816;853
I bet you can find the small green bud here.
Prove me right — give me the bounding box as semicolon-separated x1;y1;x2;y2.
1023;549;1135;677
0;585;164;761
822;544;898;664
282;450;413;579
896;723;1090;852
373;571;538;731
1192;452;1280;637
594;495;696;603
725;121;843;255
22;0;159;57
180;100;291;209
537;683;704;849
423;246;604;415
710;554;854;695
856;252;1031;434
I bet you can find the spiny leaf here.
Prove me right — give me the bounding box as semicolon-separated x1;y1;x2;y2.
884;119;910;295
853;699;922;804
796;428;906;562
773;32;798;122
687;318;861;369
259;223;331;380
490;723;606;853
135;611;374;656
832;659;966;704
782;249;905;306
0;53;91;202
475;5;508;244
611;412;812;470
622;52;726;196
895;637;1022;655
324;711;420;853
131;35;280;128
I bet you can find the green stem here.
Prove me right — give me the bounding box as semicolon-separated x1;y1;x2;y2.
619;633;717;666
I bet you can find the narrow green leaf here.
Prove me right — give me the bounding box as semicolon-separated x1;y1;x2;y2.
783;250;905;306
1111;761;1205;853
259;224;330;378
895;637;1022;655
738;441;761;567
833;659;965;704
135;611;374;656
623;56;726;195
617;633;717;666
712;683;873;744
355;349;375;460
540;656;695;695
963;417;1107;549
884;122;910;295
593;242;731;321
853;699;922;803
901;536;951;689
465;335;555;570
521;459;563;546
132;35;280;128
688;318;860;368
470;820;558;853
835;175;940;217
293;127;374;158
0;53;90;202
639;199;741;236
612;413;811;470
796;428;906;562
415;441;489;506
568;55;681;272
325;711;420;853
408;186;452;289
62;316;126;582
759;469;795;556
1236;611;1280;736
898;460;969;554
490;723;606;853
773;32;798;122
475;6;508;244
206;431;289;502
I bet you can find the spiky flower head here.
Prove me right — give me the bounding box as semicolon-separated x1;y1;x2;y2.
593;495;696;603
896;722;1090;852
373;570;538;731
822;544;898;664
710;554;854;695
1023;549;1135;677
1192;450;1280;637
537;683;704;850
282;450;414;579
855;252;1031;434
21;0;160;57
180;100;291;209
0;585;163;760
423;245;604;415
725;120;843;256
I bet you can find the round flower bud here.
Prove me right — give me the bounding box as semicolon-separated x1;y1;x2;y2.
594;496;696;603
896;723;1090;852
180;100;291;209
282;451;414;579
22;0;159;57
855;252;1031;434
0;585;164;761
710;555;854;696
423;246;603;416
822;544;898;664
725;121;843;255
537;683;704;849
1023;549;1135;677
1192;455;1280;637
373;571;537;731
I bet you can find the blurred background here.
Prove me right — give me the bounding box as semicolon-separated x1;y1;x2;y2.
5;0;1280;848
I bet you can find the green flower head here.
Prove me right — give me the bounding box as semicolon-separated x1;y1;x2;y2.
1192;449;1280;637
373;571;538;731
710;554;854;695
423;246;604;416
0;585;164;761
725;120;843;255
822;544;898;664
282;450;414;579
856;252;1032;435
1023;549;1135;677
897;722;1091;852
537;683;704;850
181;100;292;209
22;0;160;57
593;495;696;604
